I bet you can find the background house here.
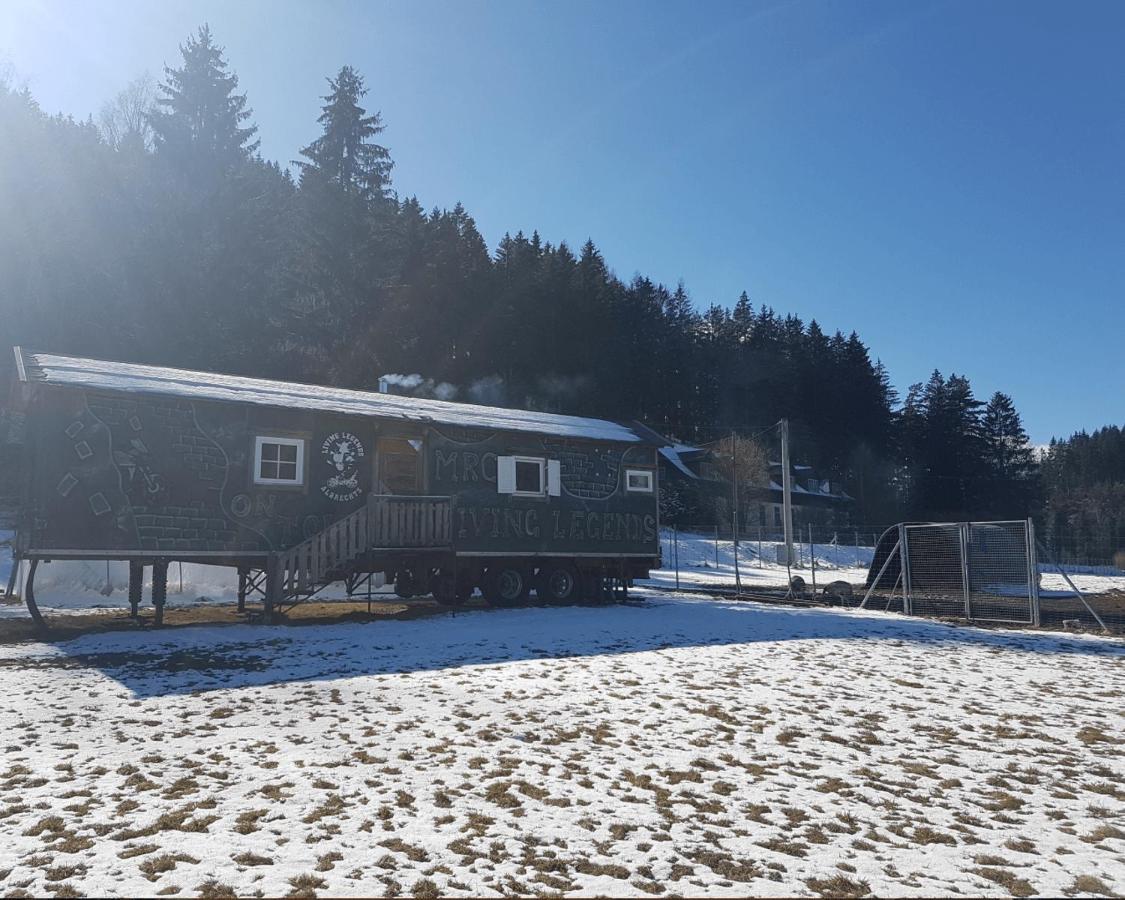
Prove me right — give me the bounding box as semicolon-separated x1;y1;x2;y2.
655;437;853;530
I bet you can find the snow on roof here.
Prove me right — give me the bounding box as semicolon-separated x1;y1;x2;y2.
15;349;652;444
659;446;698;478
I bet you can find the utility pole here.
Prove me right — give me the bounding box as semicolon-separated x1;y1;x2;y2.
780;419;795;568
731;431;741;595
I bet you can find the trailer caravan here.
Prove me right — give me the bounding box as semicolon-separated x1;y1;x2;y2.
6;348;661;621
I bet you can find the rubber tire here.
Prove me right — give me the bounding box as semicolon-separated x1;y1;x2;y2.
431;572;462;606
395;568;429;599
540;563;580;603
485;565;530;606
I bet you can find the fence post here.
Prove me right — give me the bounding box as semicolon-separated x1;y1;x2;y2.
758;527;763;569
1027;517;1040;628
899;523;913;616
714;525;719;568
959;522;972;620
809;523;817;593
733;520;742;595
854;530;859;569
673;525;680;592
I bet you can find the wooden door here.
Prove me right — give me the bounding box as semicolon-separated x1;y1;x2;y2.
375;437;423;495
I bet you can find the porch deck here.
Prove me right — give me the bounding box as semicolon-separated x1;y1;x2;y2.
278;494;452;598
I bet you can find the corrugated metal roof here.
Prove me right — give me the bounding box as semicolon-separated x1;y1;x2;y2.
14;349;654;444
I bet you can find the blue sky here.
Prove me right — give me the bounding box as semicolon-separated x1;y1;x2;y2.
3;0;1123;442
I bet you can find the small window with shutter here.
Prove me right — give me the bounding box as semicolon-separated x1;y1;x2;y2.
498;456;558;497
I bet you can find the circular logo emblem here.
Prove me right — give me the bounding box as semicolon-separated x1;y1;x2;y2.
321;432;365;502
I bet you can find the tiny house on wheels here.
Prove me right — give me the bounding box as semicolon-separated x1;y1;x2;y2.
5;348;662;623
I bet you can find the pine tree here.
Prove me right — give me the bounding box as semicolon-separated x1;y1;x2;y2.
982;393;1035;479
298;65;393;200
150;25;258;174
731;291;754;342
981;391;1037;517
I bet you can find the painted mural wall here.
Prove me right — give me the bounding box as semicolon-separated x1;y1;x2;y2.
29;388;372;554
25;386;658;560
428;425;658;557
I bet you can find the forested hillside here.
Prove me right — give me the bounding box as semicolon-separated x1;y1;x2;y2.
1039;428;1125;564
0;26;1107;532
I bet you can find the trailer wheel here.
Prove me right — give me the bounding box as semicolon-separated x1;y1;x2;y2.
431;572;462;606
485;565;529;606
541;562;579;603
395;568;429;599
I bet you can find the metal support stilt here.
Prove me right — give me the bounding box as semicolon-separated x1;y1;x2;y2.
237;565;248;614
263;553;279;624
128;561;143;619
6;553;21;600
151;559;168;627
23;559;46;635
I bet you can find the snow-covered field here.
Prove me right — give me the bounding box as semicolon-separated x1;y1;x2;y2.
1;591;1122;898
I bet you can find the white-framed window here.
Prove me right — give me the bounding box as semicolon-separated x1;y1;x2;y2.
497;456;561;497
254;436;305;486
514;458;544;495
625;468;654;493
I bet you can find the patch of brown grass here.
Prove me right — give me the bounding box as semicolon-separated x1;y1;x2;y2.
233;808;269;834
913;826;957;846
686;850;759;882
231;851;273;867
286;873;327;899
379;838;429;863
1076;726;1113;745
1080;823;1125;844
43;864;86;882
1063;875;1116;897
573;860;631;879
315;851;343;872
806;874;871;897
973;867;1035;897
117;844;159;860
138;853;199;881
483;781;521;809
776;728;804;746
410;878;440;899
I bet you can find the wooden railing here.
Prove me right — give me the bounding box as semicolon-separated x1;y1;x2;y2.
368;494;452;549
276;494;452;597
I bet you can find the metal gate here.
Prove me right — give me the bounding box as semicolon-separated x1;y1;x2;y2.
964;521;1036;623
868;520;1038;626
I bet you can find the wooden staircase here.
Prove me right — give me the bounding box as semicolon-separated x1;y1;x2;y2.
274;494;453;608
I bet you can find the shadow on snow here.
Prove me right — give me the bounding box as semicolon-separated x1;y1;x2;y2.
11;593;1123;699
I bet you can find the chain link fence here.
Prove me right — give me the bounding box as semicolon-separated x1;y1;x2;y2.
653;520;1122;633
861;520;1120;633
1035;525;1125;570
655;524;883;597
